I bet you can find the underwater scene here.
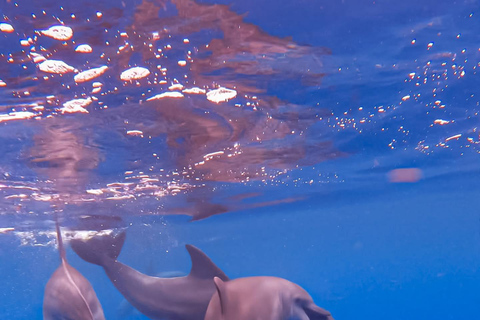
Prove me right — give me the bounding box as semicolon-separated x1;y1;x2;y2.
0;0;479;319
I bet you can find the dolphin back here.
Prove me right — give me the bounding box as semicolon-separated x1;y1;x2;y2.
43;263;105;320
43;220;106;320
71;230;126;266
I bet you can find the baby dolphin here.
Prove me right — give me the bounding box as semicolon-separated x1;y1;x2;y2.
205;276;334;320
70;230;229;320
43;221;105;320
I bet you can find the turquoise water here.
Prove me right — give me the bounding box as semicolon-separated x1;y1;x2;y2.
0;0;479;319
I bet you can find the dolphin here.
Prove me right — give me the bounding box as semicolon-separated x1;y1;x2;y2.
117;270;186;319
205;276;334;320
70;230;229;320
43;221;106;320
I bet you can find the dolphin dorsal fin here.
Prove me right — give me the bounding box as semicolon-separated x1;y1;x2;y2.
213;276;227;315
55;218;67;262
185;245;228;280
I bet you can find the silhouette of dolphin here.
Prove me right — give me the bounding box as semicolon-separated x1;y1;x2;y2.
43;221;105;320
70;230;229;320
205;276;334;320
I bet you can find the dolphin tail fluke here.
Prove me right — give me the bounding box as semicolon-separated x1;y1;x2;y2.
71;230;126;266
303;303;335;320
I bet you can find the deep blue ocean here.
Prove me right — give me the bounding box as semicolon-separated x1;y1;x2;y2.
0;0;479;319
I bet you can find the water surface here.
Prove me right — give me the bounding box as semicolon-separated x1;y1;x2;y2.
0;0;479;319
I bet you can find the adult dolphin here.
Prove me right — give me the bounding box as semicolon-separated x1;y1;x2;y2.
205;276;334;320
70;230;229;320
117;270;186;319
43;221;106;320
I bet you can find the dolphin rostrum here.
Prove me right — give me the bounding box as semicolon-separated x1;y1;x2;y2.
43;221;106;320
70;230;229;320
205;276;334;320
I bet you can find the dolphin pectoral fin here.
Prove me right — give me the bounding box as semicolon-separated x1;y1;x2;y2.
213;277;228;315
303;303;335;320
185;244;229;280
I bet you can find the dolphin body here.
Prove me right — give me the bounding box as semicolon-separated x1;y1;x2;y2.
205;276;334;320
117;270;186;319
43;222;106;320
70;231;229;320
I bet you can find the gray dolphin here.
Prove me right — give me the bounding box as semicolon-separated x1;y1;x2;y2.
205;276;334;320
117;270;186;319
43;221;106;320
70;230;229;320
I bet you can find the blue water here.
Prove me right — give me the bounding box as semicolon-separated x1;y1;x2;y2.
0;0;479;319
